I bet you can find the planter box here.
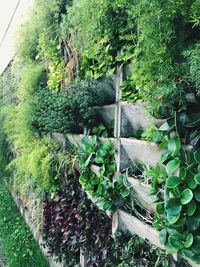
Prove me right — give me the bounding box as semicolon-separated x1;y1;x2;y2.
97;104;115;128
127;176;156;213
120;138;163;169
120;101;165;137
114;210;163;249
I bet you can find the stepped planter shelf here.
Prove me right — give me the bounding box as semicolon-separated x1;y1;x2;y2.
120;100;165;137
120;138;163;169
127;176;157;213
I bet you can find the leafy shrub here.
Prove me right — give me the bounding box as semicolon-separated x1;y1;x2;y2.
35;79;113;133
3;64;60;195
0;180;49;267
77;136;130;212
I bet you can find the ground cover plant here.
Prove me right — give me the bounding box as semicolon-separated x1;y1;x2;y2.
0;180;49;267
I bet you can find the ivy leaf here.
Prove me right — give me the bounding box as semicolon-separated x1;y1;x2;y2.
179;167;186;180
166;176;181;188
194;188;200;202
184;171;197;189
79;174;88;185
166;160;180;174
184;233;193;248
181;188;193;205
167;213;180;224
166;198;182;215
194;173;200;184
168;235;184;250
168;137;181;157
187;200;197;216
172;216;186;228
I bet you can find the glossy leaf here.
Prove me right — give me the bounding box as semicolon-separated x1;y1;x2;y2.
195;173;200;184
184;233;193;248
187;200;197;216
166;176;181;188
181;188;193;205
168;137;181;157
166;160;180;174
166;198;182;215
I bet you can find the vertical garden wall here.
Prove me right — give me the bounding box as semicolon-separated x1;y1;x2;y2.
1;0;200;266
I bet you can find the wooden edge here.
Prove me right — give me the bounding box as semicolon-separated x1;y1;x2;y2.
127;176;156;213
120;100;165;127
115;210;164;249
121;137;163;167
114;210;199;267
8;188;65;267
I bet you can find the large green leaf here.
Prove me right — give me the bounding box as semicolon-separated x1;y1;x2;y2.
195;173;200;184
173;216;186;228
168;137;181;157
184;233;193;248
194;188;200;202
167;213;180;224
184;171;197;189
166;198;182;215
166;160;180;174
181;188;193;205
168;235;184;250
187;200;197;216
166;176;181;188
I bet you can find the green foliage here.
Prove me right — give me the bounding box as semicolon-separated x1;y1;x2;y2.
67;0;136;78
3;64;60;195
0;180;49;267
141;125;164;143
35;79;112;133
184;43;200;95
16;0;69;90
146;110;200;263
77;135;130;212
128;0;194;117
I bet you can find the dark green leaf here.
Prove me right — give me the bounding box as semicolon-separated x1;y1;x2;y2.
195;173;200;184
166;176;181;188
166;198;182;215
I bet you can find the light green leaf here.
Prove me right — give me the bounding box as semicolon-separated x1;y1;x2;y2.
181;188;193;205
166;160;180;174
